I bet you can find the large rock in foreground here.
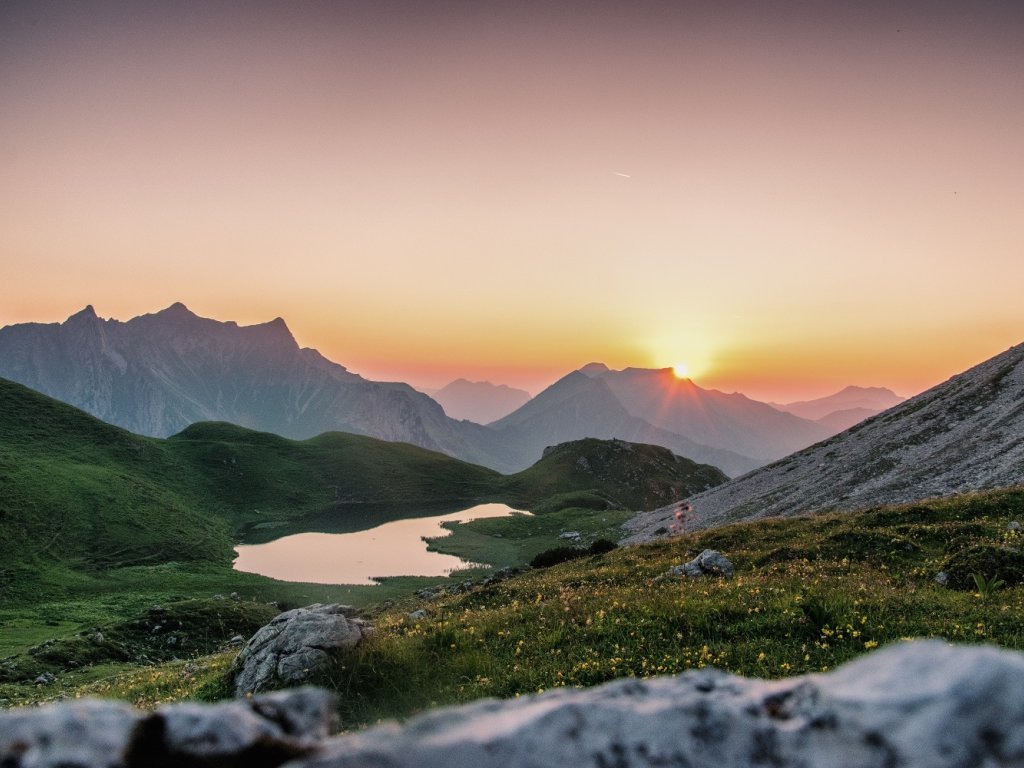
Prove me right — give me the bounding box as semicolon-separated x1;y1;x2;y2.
233;604;373;696
298;640;1024;768
3;642;1024;766
0;687;334;768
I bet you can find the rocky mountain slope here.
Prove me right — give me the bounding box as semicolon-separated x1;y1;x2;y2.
625;341;1024;540
430;378;531;424
0;304;517;471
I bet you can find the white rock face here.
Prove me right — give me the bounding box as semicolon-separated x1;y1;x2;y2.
232;604;373;696
294;641;1024;768
625;341;1024;542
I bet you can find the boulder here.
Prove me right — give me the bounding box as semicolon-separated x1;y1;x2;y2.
0;687;334;768
668;548;734;578
232;604;373;696
5;643;1024;766
135;687;336;766
293;641;1024;768
0;698;140;767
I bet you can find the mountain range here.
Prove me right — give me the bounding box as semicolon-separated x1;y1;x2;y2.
0;305;894;476
0;303;520;470
430;379;532;424
771;385;904;432
624;341;1024;540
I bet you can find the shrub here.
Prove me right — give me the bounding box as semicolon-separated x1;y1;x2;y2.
530;546;586;568
939;545;1024;590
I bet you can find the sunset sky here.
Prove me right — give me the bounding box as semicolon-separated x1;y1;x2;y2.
1;1;1021;401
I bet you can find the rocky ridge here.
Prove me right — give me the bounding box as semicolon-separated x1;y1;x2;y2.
3;642;1024;767
624;342;1024;542
0;304;517;471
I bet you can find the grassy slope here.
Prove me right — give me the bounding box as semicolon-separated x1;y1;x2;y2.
2;380;723;599
312;487;1024;725
0;377;728;705
0;379;502;594
14;487;1024;719
425;438;727;569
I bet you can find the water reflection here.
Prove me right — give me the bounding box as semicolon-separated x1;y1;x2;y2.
232;503;529;585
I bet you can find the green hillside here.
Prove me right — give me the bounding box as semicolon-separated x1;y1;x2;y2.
0;378;721;597
0;379;501;600
0;380;234;591
500;437;726;512
9;487;1024;717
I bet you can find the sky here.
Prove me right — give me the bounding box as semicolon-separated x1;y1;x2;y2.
1;0;1021;401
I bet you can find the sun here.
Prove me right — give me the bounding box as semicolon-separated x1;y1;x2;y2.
672;362;690;379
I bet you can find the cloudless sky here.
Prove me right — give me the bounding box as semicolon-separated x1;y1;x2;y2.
2;0;1021;400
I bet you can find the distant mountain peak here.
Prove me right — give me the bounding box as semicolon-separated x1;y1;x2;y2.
247;316;297;347
64;305;99;324
579;362;610;376
155;301;196;318
433;378;532;424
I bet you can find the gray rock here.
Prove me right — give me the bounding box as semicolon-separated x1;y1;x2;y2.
0;698;140;767
145;687;335;764
232;604;372;696
0;687;335;768
407;609;427;620
559;531;582;540
1009;520;1022;532
668;548;734;578
935;569;951;586
6;643;1024;766
34;671;57;685
290;641;1024;768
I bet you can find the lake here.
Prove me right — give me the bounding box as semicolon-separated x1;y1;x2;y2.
232;502;529;585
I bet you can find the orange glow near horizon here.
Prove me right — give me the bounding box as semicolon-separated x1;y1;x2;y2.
672;363;690;379
1;3;1022;403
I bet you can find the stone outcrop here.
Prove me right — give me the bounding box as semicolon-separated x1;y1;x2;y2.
297;640;1024;768
4;642;1024;767
667;549;735;578
232;604;373;696
0;687;334;768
